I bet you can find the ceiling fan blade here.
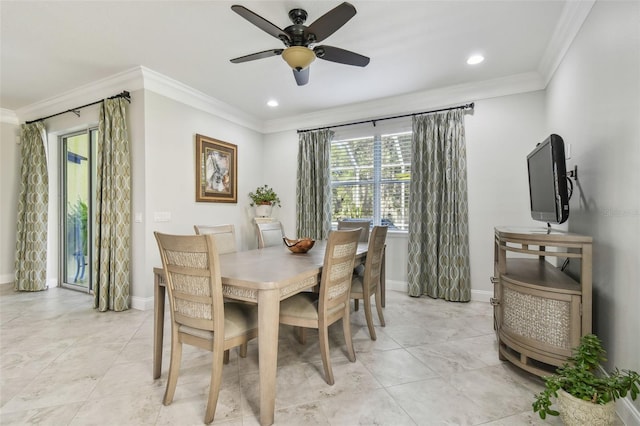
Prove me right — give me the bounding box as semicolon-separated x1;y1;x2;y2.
314;45;369;67
231;5;291;43
293;67;310;86
307;2;356;43
230;49;283;64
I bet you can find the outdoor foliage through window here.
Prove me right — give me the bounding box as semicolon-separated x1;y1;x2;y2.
330;131;411;231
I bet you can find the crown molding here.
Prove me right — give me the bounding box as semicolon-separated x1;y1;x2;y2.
139;67;263;132
538;0;595;86
0;109;19;125
9;65;264;132
262;71;546;134
14;68;145;123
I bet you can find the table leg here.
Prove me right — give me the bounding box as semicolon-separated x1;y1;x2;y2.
153;271;165;379
381;247;386;307
258;288;280;426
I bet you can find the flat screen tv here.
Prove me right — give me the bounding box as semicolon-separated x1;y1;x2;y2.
527;134;569;224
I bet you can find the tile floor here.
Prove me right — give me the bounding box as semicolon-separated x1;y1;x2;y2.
0;283;577;425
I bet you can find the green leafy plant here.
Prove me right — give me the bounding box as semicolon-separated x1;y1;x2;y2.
533;334;640;419
248;185;281;207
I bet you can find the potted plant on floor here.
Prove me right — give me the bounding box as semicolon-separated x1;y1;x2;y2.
249;184;281;217
532;334;639;425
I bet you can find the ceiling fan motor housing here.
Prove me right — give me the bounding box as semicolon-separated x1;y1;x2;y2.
230;2;369;86
288;8;307;25
284;9;315;46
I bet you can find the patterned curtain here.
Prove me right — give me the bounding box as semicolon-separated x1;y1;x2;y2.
94;98;131;311
407;109;471;301
296;129;333;240
14;121;49;291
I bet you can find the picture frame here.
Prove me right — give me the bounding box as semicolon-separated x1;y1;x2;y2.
195;134;237;203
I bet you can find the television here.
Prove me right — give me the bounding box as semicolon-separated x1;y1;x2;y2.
527;134;569;224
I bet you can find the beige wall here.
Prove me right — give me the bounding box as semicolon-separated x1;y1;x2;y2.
137;90;265;307
0;121;20;283
545;0;639;418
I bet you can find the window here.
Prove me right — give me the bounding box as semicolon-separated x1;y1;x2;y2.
330;130;412;231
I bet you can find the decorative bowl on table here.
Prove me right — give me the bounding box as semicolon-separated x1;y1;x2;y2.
283;237;315;253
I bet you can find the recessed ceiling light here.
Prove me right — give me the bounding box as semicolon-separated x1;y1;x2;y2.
267;99;279;107
467;55;485;65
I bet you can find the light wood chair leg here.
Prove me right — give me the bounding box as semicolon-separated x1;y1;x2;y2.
163;339;182;405
223;349;230;364
342;308;356;362
375;286;386;327
295;326;307;345
239;342;248;358
204;345;225;424
318;326;334;385
363;296;377;340
354;299;359;311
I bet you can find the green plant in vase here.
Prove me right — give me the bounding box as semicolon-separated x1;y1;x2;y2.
532;334;639;425
248;185;281;207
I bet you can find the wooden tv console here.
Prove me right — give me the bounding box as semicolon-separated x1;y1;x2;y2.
492;227;592;376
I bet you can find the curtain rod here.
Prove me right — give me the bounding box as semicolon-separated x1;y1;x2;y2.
296;102;474;134
25;90;131;125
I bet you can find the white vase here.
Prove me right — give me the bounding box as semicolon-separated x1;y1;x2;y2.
557;389;616;426
255;204;272;217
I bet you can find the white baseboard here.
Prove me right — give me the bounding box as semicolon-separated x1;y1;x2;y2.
617;396;640;426
0;275;59;288
0;273;14;284
131;295;154;311
471;289;492;303
386;279;407;293
386;280;492;304
596;366;640;425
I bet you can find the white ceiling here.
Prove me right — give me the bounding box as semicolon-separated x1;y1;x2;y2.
1;1;591;125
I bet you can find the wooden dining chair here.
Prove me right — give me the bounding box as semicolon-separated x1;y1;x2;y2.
256;221;284;248
337;219;371;300
337;219;371;243
350;226;388;340
194;224;237;254
154;232;258;424
279;228;361;385
194;223;251;359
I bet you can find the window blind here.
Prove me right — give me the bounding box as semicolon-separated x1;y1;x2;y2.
330;130;411;230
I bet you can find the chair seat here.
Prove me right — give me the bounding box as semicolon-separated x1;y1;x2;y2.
351;275;378;296
280;292;345;321
179;302;258;340
350;276;364;295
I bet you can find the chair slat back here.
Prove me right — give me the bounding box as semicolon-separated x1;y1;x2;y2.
319;229;361;314
194;224;237;254
155;232;225;333
257;221;284;248
337;219;371;243
362;226;388;295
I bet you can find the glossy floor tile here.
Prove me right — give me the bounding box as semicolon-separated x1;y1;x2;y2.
0;283;577;425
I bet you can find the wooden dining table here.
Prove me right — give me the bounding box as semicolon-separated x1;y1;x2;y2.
152;241;369;426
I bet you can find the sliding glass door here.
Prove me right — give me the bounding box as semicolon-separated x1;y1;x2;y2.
61;129;96;290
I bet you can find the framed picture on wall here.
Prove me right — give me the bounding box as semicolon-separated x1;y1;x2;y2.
195;134;237;203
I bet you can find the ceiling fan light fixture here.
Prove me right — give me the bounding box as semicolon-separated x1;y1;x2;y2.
282;46;315;71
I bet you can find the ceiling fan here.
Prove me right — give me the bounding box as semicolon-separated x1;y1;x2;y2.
230;2;370;86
